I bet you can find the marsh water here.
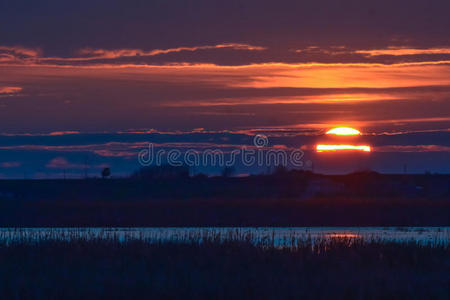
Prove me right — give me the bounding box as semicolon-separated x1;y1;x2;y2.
0;227;449;247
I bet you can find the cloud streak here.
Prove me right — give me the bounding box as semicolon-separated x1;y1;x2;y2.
2;43;450;67
0;86;22;96
46;157;108;169
355;47;450;57
76;43;266;60
0;161;21;168
375;145;450;152
0;43;266;65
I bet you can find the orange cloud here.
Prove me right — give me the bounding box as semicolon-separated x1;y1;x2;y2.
76;43;266;60
293;46;450;59
1;57;449;112
162;93;402;107
0;86;22;96
229;62;450;89
48;131;80;136
255;117;450;135
2;43;450;69
0;46;41;63
0;43;266;65
0;46;40;58
355;47;450;57
294;45;349;56
0;86;22;93
9;60;448;90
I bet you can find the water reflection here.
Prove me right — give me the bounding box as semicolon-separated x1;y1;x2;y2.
324;233;361;238
0;227;448;248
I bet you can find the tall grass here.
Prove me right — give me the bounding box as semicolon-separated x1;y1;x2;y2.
1;227;448;248
0;232;449;299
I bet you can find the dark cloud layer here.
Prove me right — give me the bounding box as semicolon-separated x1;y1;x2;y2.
1;130;449;178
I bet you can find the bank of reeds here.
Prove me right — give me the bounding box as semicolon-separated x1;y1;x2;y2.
0;233;448;299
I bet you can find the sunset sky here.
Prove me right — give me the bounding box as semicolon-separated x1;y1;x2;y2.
0;0;449;177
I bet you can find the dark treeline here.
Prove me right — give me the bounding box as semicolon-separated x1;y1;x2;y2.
0;168;449;226
0;238;448;299
1;168;449;201
1;198;448;227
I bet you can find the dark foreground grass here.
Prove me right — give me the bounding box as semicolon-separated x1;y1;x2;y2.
0;239;449;300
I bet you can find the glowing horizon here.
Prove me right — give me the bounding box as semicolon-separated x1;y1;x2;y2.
316;144;371;152
326;127;361;136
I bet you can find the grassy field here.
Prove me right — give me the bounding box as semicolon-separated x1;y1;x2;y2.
0;236;448;299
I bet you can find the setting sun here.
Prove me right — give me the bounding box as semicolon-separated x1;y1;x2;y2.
326;127;361;136
316;144;371;152
317;127;371;152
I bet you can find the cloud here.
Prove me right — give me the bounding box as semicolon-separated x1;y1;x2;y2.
371;117;450;125
0;161;21;168
46;157;108;169
0;141;253;158
375;145;450;152
0;130;80;137
0;50;449;135
1;43;450;67
374;128;450;135
355;47;450;57
2;1;449;56
294;46;350;56
0;86;22;96
0;0;449;68
293;46;450;59
0;46;40;63
76;43;266;60
163;93;403;106
46;157;83;169
0;129;448;177
0;43;266;66
48;131;80;136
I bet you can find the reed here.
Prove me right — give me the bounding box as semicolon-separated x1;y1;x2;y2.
0;231;448;299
